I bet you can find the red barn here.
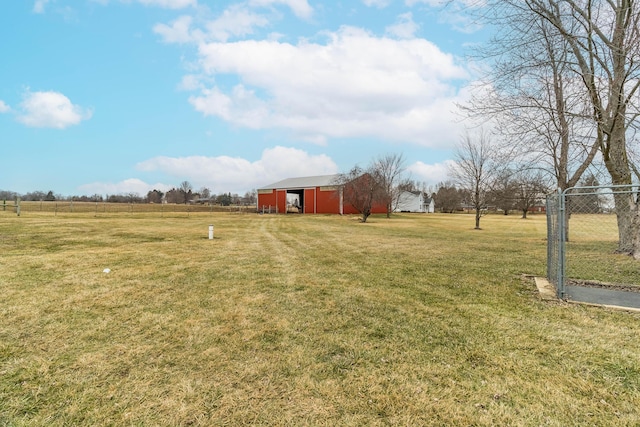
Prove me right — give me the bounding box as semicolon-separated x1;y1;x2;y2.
257;174;386;215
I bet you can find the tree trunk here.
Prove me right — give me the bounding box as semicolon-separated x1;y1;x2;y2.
594;1;639;256
611;191;637;254
603;115;639;255
361;208;371;223
475;208;481;229
631;205;640;260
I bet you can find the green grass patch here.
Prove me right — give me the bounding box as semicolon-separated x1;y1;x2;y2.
564;214;640;285
1;212;639;425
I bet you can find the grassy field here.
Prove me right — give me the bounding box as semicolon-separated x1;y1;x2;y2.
1;212;639;426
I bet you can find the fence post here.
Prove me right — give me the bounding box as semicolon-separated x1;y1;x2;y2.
557;188;567;299
546;194;553;288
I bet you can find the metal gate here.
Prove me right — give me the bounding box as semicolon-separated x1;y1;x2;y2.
546;185;640;300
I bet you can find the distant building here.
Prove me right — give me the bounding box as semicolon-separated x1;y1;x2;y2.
394;191;435;213
190;197;214;205
257;174;387;214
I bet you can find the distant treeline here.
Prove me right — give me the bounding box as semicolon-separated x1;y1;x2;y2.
0;184;258;206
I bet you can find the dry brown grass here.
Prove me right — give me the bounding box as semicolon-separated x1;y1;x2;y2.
1;212;639;425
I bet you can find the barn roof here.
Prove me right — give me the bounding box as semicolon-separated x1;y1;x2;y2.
258;174;340;190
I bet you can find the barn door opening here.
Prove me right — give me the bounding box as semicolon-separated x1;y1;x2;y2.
286;190;304;213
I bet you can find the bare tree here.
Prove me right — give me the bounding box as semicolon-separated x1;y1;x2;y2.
450;131;498;229
199;187;211;200
512;169;549;219
435;181;462;213
525;0;640;256
465;5;599;193
179;181;193;204
165;188;181;204
487;169;518;215
0;190;18;202
372;153;406;218
478;0;640;255
571;173;604;214
127;192;141;203
335;165;383;223
397;179;429;194
243;189;257;205
217;193;232;206
146;189;164;204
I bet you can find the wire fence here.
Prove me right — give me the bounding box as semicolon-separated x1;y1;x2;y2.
0;201;257;217
547;185;640;299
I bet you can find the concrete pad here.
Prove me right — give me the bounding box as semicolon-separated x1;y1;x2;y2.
533;276;640;313
534;277;557;301
565;285;640;313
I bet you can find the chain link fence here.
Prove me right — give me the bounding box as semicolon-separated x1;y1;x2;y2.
547;185;640;299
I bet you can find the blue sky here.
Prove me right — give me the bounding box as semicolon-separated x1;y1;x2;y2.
0;0;486;197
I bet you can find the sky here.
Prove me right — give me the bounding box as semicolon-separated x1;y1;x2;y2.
0;0;487;198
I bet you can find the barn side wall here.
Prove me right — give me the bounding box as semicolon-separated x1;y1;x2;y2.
258;184;386;215
316;187;341;214
276;190;287;213
257;190;277;212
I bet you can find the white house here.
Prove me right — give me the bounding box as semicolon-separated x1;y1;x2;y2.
395;191;435;213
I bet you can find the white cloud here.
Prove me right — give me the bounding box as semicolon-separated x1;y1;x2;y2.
154;6;271;44
407;160;455;185
188;26;469;148
17;91;92;129
152;0;312;45
249;0;313;19
92;0;196;8
406;0;485;33
362;0;391;8
386;12;419;39
78;179;171;197
136;146;338;193
136;0;196;8
405;0;483;6
178;74;204;91
205;5;270;42
405;0;440;5
0;100;10;113
153;15;195;44
33;0;50;13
